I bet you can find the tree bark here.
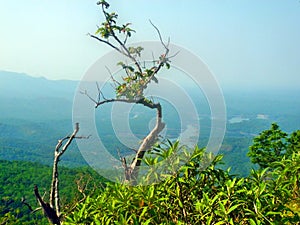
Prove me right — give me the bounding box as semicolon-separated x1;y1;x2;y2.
34;123;79;224
128;104;165;183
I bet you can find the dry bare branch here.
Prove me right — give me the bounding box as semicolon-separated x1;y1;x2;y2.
34;123;80;224
21;197;33;212
34;185;61;225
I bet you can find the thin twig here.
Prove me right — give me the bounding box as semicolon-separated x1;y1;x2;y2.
80;90;99;106
105;66;121;87
149;20;169;50
89;34;122;54
21;197;33;212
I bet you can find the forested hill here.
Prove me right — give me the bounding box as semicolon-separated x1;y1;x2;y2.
1;70;300;175
0;159;106;224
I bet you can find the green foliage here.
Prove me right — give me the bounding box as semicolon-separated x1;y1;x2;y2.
65;139;300;224
0;160;106;224
0;120;88;167
93;0;170;102
114;55;170;101
248;123;299;168
95;0;135;39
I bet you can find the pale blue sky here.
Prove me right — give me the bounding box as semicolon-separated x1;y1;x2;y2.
1;0;300;89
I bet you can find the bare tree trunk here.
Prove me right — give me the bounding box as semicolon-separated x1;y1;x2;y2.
127;105;165;183
34;186;61;225
34;123;79;224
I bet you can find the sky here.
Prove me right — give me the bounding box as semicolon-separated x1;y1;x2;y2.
1;0;300;90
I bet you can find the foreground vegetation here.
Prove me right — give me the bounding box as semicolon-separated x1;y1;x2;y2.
0;124;299;224
65;138;300;224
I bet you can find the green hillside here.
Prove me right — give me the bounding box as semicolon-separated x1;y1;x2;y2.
0;160;106;225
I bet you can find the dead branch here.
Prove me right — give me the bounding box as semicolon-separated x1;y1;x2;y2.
21;197;33;212
75;175;91;203
105;66;121;87
149;20;170;50
34;185;61;225
31;207;42;214
34;123;80;224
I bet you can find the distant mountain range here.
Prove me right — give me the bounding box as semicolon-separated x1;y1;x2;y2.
0;70;299;174
0;70;78;121
1;70;299;123
0;70;77;99
1;69;300;132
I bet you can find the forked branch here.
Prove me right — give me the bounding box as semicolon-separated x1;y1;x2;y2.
34;123;80;224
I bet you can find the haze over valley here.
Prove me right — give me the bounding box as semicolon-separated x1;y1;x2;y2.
1;70;299;175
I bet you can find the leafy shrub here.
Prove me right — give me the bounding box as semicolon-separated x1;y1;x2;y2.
65;140;300;224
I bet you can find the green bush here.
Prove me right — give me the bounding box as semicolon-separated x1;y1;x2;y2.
65;140;300;224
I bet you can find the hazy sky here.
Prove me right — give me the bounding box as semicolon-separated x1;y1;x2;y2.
1;0;300;89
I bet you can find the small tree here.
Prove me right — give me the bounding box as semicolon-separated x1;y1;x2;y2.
248;123;299;169
85;0;172;183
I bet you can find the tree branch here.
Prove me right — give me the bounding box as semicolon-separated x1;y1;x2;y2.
95;2;143;74
89;34;122;54
129;100;164;180
34;186;61;225
21;197;33;212
50;123;79;217
149;20;170;50
87;2;173;183
34;123;80;224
